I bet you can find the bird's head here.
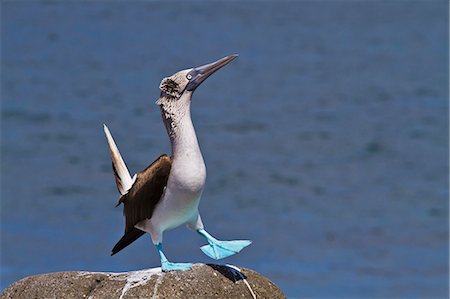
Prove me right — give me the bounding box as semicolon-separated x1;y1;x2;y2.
156;54;238;107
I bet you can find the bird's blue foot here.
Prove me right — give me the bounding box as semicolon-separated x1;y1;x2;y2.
156;243;192;272
161;261;193;272
197;229;252;260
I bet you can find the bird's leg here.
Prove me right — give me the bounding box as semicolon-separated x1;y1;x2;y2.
156;243;192;272
197;228;252;260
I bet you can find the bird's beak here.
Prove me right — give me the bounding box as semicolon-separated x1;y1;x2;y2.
186;54;238;91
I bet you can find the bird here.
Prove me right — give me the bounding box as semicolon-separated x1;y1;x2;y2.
103;54;251;272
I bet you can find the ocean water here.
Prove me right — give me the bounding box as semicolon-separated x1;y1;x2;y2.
1;2;448;297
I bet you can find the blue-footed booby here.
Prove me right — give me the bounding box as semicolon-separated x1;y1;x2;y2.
104;54;251;272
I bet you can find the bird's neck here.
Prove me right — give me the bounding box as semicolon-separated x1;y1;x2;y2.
159;99;202;161
170;110;202;159
160;100;207;195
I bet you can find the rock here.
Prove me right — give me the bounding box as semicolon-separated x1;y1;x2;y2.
0;264;285;299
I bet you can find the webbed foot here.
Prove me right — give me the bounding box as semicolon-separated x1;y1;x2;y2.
161;261;193;272
197;229;252;260
156;243;192;272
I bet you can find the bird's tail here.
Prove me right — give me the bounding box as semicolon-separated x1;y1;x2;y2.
111;228;145;256
103;124;135;195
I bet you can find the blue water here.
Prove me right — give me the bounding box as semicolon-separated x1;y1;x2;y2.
1;2;448;297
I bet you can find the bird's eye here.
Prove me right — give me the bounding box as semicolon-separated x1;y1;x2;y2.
187;74;192;80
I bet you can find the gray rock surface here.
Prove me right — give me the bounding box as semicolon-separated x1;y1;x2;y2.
0;264;285;299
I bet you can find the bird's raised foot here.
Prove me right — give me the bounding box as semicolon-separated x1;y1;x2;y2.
200;239;252;260
161;261;193;272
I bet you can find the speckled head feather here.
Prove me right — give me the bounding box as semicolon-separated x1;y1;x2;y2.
157;70;191;103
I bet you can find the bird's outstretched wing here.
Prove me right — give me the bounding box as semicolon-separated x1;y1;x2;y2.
103;124;172;254
111;154;172;255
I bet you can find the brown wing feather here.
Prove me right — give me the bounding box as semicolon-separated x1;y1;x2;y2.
118;154;171;233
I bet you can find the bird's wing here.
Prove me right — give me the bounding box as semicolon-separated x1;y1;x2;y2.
111;154;171;256
119;154;171;233
103;124;135;195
